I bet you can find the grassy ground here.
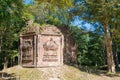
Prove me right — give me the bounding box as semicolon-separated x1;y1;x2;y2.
1;65;120;80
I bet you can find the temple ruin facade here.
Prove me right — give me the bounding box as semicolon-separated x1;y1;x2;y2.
19;23;77;67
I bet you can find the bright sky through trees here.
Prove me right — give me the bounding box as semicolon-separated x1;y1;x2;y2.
72;16;94;31
24;0;31;4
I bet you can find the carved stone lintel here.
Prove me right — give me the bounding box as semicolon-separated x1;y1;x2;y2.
41;26;62;35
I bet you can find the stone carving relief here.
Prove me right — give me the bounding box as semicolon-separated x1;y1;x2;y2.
41;26;61;35
22;38;33;64
43;38;58;62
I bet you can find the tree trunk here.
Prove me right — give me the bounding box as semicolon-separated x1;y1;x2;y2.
104;19;115;73
0;44;1;52
3;57;8;69
113;23;119;69
0;36;2;52
113;42;119;69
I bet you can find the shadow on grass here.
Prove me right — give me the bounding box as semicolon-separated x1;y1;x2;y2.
0;72;16;80
76;64;120;77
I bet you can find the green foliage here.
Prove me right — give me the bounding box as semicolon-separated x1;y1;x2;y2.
0;0;24;69
35;0;73;9
22;13;35;21
24;0;74;26
85;0;120;24
81;0;120;73
70;26;105;66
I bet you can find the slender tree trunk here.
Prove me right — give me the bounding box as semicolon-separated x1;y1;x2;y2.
0;36;2;52
114;23;119;69
3;57;8;69
110;25;119;70
0;41;1;52
104;19;115;73
113;42;119;69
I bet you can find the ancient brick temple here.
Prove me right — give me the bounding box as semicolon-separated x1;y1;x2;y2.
19;25;64;67
19;22;77;67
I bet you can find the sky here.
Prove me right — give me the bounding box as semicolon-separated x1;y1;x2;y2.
24;0;31;4
72;16;94;31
